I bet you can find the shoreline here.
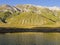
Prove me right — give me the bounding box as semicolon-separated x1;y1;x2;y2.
0;27;60;33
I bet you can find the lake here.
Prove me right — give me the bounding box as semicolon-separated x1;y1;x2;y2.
0;32;60;45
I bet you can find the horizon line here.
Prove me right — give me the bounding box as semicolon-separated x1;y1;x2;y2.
0;4;60;7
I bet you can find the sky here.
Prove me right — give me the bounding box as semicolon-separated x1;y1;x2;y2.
0;0;60;6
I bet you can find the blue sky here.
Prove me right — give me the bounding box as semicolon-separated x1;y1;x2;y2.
0;0;60;6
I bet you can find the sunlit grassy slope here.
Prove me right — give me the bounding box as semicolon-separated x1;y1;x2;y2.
0;4;60;28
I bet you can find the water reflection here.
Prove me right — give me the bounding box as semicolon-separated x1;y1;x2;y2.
0;32;60;45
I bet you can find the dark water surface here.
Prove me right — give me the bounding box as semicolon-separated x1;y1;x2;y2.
0;32;60;45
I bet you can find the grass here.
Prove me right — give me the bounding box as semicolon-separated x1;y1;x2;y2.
0;5;60;28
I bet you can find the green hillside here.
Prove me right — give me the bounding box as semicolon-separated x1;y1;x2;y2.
0;4;60;28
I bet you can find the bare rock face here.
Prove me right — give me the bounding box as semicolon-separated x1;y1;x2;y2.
0;4;22;13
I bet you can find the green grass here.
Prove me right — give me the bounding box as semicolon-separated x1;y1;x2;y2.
0;5;60;28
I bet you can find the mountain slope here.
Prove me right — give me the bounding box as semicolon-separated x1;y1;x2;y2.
0;4;60;28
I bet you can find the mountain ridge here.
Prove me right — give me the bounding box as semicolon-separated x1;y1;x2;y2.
1;4;60;12
0;4;60;28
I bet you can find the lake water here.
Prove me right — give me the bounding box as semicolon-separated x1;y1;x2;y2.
0;32;60;45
